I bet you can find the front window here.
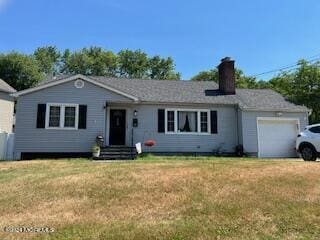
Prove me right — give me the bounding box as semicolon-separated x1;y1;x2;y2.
178;111;198;132
165;109;210;134
46;104;78;129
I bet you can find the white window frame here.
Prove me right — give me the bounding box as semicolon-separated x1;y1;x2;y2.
165;109;211;135
45;103;79;130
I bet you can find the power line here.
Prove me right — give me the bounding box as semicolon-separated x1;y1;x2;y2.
250;53;320;78
251;56;320;77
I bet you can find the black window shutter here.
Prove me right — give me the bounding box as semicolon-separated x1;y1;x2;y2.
158;109;165;133
195;112;198;132
210;111;218;134
36;104;46;128
78;105;87;129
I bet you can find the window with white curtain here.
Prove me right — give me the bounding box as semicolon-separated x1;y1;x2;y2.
165;109;210;134
178;111;198;132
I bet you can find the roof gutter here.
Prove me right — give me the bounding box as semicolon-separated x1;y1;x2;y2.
239;106;311;113
139;101;239;107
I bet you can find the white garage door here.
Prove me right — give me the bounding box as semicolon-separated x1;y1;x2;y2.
257;118;299;158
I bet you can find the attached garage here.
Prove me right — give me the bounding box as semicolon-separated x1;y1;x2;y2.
257;118;300;158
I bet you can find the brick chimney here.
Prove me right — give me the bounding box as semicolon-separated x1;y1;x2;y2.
218;57;235;95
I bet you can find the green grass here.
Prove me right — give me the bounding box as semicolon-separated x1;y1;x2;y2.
0;156;320;239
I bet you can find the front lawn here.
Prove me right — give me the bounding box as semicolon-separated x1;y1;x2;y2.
0;157;320;239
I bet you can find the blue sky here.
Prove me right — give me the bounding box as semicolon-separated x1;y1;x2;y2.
1;0;320;80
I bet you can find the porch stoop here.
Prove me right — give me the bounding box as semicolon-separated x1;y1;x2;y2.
93;146;137;160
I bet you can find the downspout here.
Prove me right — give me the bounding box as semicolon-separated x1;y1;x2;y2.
131;108;135;159
236;105;240;146
104;101;108;146
131;126;134;159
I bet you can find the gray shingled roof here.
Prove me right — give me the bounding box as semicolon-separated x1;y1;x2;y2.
0;78;16;93
236;89;307;111
38;75;308;112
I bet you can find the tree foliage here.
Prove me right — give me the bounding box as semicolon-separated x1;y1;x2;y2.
118;49;149;78
60;47;181;80
62;47;118;76
34;46;60;74
191;68;258;88
0;46;181;90
0;52;43;91
148;56;181;80
191;69;218;82
269;60;320;123
117;50;180;79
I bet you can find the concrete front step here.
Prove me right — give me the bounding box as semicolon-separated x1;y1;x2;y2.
101;147;135;152
94;146;137;160
100;151;134;155
100;151;134;154
93;156;135;160
100;153;135;157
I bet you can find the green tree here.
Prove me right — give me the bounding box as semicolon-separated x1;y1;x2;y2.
60;49;71;73
256;80;272;89
191;69;218;82
0;52;43;91
0;47;181;91
62;50;92;75
85;47;118;76
191;68;257;88
62;47;118;76
118;49;149;78
59;47;180;80
269;60;320;123
149;56;180;80
34;46;60;74
234;69;257;88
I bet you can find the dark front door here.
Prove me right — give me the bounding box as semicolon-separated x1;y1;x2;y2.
109;109;126;145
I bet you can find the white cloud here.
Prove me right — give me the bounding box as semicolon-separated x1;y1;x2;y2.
0;0;9;11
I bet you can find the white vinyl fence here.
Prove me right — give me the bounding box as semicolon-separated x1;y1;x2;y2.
0;132;14;160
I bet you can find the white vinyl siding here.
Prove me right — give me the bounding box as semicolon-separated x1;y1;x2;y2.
0;92;14;133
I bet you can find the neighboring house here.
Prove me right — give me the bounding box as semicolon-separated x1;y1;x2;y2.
0;78;16;133
12;58;310;160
